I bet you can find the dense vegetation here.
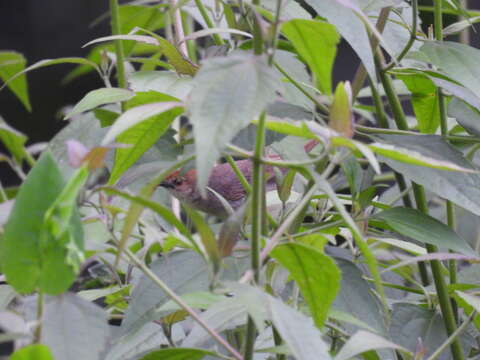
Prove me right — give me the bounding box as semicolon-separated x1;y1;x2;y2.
1;0;480;359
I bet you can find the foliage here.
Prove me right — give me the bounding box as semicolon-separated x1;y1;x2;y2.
0;0;480;359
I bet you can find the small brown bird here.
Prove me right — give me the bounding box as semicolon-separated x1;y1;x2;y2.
160;140;318;218
160;159;278;218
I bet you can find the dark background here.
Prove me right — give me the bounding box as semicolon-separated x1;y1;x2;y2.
0;1;478;187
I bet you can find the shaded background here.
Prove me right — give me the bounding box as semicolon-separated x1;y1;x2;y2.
0;0;478;187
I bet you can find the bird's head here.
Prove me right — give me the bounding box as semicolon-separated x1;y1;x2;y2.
160;169;198;201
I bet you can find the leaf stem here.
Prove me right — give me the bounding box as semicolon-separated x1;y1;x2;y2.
33;291;44;343
109;0;127;90
194;0;225;46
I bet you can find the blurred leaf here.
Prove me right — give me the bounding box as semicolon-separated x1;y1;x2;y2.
0;117;28;163
329;82;353;137
277;168;296;204
272;243;341;328
138;348;218;360
454;291;480;330
263;118;316;139
10;344;54;360
1;152;83;294
419;41;480;98
397;73;439;134
269;296;332;360
443;16;480;36
374;207;475;256
183;205;221;275
188;53;281;194
106;92;183;184
43;293;109;360
65;88;134;119
281;19;339;95
448;97;480;136
218;203;247;257
335;330;410;360
375;134;480;216
0;51;31;111
127;71;193;101
93;108;119;128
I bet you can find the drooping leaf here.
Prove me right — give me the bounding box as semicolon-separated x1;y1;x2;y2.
1;152;83;294
42;293;110;360
454;291;480;329
65;88;134;119
0;51;31;111
375;134;480;216
271;243;341;328
10;344;54;360
373;207;475;256
188;53;281;194
281;19;339;95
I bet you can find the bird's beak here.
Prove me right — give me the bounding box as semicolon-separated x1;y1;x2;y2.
160;181;174;189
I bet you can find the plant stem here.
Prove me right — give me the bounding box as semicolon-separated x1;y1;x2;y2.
33;291;44;343
194;0;225;46
109;0;127;90
121;245;243;360
268;0;283;66
170;0;187;56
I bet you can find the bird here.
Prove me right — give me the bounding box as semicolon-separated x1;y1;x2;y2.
160;140;318;218
160;158;279;218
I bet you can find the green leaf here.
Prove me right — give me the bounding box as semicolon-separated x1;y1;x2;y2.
138;348;218;360
65;88;134;119
443;16;480;36
263;118;316;139
373;207;475;256
281;19;339;95
1;152;84;294
448;97;480;136
329;82;353;137
0;51;31;111
374;134;480;216
397;73;439;134
10;345;54;360
454;291;480;329
0;117;28;163
303;0;377;82
128;71;193;101
419;41;480;98
42;293;110;360
93;108;119;127
369;140;474;173
269;296;332;360
106;92;183;184
335;331;411;360
271;243;341;328
188;53;281;194
182;205;221;275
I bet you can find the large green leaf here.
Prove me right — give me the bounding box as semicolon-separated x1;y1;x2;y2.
1;152;84;294
0;51;31;111
419;41;480;98
42;293;109;360
397;73;439;134
106;92;183;184
375;134;480;216
373;207;475;256
303;0;377;82
281;19;339;95
188;53;281;193
271;243;341;328
0;117;28;163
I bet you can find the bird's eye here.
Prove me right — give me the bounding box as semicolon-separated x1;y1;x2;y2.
173;178;183;186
